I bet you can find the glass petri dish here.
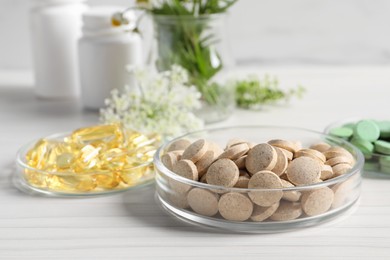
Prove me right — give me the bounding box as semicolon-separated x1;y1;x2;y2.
15;132;155;197
153;125;364;233
325;118;390;177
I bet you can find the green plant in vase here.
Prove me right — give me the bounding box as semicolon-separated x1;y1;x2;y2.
150;0;237;106
153;16;221;105
113;0;238;122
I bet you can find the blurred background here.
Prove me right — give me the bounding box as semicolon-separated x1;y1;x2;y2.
1;0;390;72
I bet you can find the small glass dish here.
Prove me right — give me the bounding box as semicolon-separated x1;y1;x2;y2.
325;118;390;177
153;126;363;233
15;133;155;197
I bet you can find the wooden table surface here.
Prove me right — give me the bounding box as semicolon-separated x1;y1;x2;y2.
1;66;390;259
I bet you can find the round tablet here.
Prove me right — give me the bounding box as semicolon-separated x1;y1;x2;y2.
374;140;390;155
325;156;353;167
208;141;224;158
182;139;209;163
170;160;199;193
246;143;277;174
218;192;253;221
195;150;215;177
323;147;353;159
270;201;302;221
377;121;390;138
161;152;178;171
320;164;334;180
272;147;288;176
250;203;279;222
286;157;321;185
310;142;331;153
168;191;189;209
279;148;293;161
332;163;352;176
268;139;299;153
234;175;250;188
329;127;353;139
248;171;283;207
354;120;380;142
301;187;334;216
351;138;374;155
218;143;249;160
173;159;199;181
280;179;301;202
295;149;326;163
167;139;191;152
234;155;247;169
187;188;219;217
225;138;248;149
206;159;239;188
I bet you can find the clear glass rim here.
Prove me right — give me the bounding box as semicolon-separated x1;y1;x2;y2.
16;132;152;177
157;192;360;232
154;125;364;192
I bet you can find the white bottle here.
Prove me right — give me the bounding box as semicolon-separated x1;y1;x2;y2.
78;6;143;110
30;0;88;99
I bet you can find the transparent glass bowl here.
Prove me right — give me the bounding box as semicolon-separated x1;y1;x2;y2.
325;118;390;177
15;133;155;197
153;126;364;233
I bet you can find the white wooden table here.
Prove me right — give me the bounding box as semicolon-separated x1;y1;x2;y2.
1;66;390;259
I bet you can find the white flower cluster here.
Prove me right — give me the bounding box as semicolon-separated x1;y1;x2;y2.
100;65;204;138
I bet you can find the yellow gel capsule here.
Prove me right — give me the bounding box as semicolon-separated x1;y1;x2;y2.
101;147;126;161
26;139;45;161
95;173;120;189
56;153;75;169
139;146;157;159
124;131;161;150
28;141;75;171
24;169;46;188
120;165;152;185
26;139;51;169
46;142;69;162
124;130;143;148
76;177;97;192
75;145;101;170
129;133;150;148
100;148;127;170
71;123;124;148
45;175;75;191
51;175;96;192
24;124;160;193
127;146;156;165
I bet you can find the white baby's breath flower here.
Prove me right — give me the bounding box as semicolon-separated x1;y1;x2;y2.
100;65;204;138
132;67;149;85
170;64;189;84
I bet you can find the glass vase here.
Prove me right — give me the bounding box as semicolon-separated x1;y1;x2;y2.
151;14;235;123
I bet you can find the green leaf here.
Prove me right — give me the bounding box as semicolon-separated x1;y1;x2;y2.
234;75;306;109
